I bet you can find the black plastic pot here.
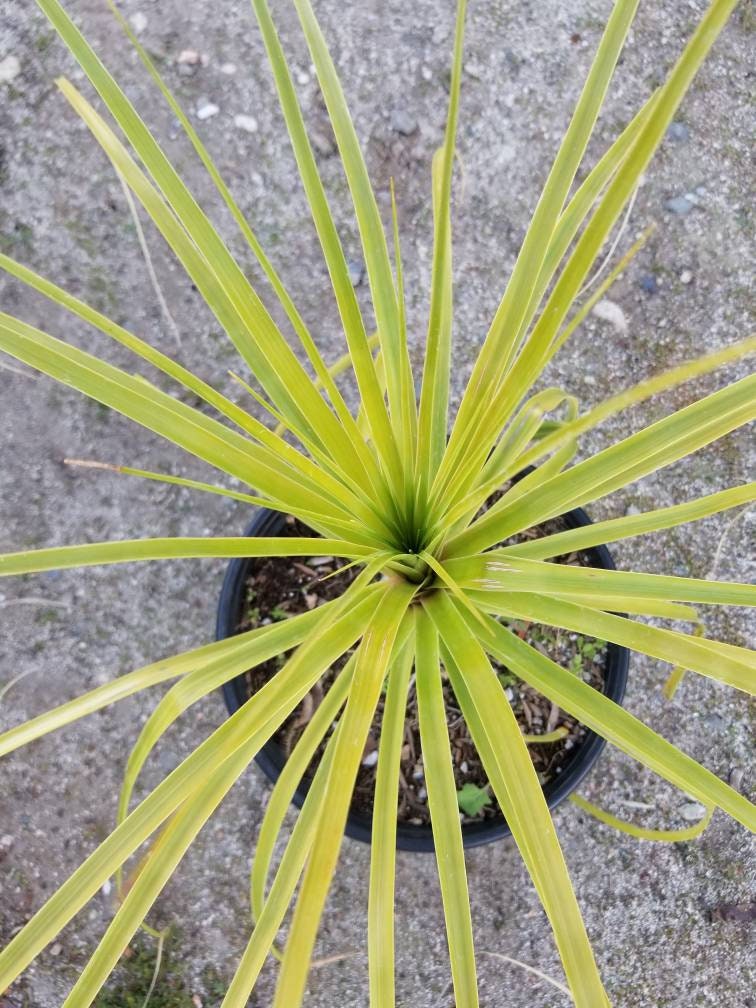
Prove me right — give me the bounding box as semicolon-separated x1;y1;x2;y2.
217;506;629;853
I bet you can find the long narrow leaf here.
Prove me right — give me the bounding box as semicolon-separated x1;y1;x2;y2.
0;587;383;990
250;0;401;492
222;727;341;1007
471;591;755;694
0;536;372;576
0;312;378;539
440;0;739;502
498;483;756;560
426;593;608;1007
447;552;756;608
470;610;755;829
450;373;756;556
0;618;322;758
445;0;640;470
415;609;479;1008
368;640;414;1008
38;0;370;473
273;584;416;1007
417;0;466;485
289;0;412;450
103;0;377;489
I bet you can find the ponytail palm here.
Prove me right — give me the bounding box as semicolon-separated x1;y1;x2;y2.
0;0;753;1005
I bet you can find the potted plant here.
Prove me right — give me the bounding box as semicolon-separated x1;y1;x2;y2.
0;0;753;1005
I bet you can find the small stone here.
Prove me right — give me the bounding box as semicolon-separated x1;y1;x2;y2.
417;787;427;801
296;69;310;85
498;143;516;164
625;504;642;516
680;801;707;822
390;109;418;136
50;942;62;956
220;62;237;75
192;997;204;1008
361;749;379;768
592;298;628;334
679;269;693;285
311;125;336;156
464;60;483;80
0;55;21;83
177;49;202;65
196;102;219;121
347;259;364;287
421;65;433;81
729;767;744;791
703;712;725;731
666;121;690;142
0;834;13;851
234;113;258;134
639;274;658;295
665;195;694;215
459;760;469;773
130;11;148;34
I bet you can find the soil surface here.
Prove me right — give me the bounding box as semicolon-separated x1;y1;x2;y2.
235;511;607;829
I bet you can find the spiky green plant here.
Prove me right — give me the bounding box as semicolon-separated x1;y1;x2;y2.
0;0;754;1005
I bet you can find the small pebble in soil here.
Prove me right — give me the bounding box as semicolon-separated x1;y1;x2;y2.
592;298;628;334
639;274;659;294
390;109;418;135
234;113;258;134
666;192;703;215
0;55;21;83
130;12;148;34
679;269;693;284
702;712;725;731
220;62;237;75
361;750;379;768
347;259;365;287
666;121;690;142
177;49;203;66
311;126;337;156
729;767;744;791
197;102;220;120
679;801;707;821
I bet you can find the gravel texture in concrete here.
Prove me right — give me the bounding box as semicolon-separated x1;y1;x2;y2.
0;0;754;1005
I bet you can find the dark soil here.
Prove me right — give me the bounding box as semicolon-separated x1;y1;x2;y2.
234;509;607;828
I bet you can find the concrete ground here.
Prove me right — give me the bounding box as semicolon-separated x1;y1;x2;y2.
0;0;754;1005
